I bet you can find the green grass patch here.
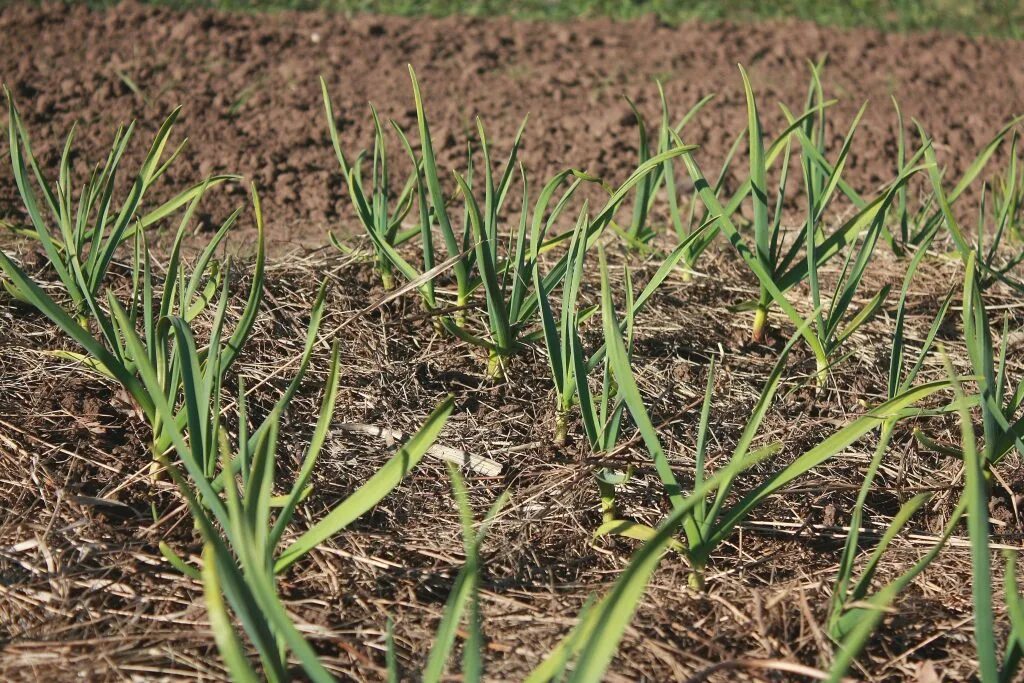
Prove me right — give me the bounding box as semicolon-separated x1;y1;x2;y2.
56;0;1024;40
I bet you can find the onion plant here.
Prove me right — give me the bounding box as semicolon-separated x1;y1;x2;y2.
321;69;463;316
741;64;796;344
961;253;1024;461
984;133;1024;253
416;465;508;683
446;143;544;377
923;125;1024;294
795;75;892;372
834;103;1022;257
524;453;762;683
890;97;914;254
406;65;474;324
678;69;826;359
421;456;763;683
825;233;958;672
536;215;643;527
340;67;697;378
656;84;726;276
824;495;965;683
909;175;1024;463
431;76;696;377
908;260;1024;682
616;86;713;252
945;354;1006;683
0;184;266;462
592;243;953;589
1003;551;1024;679
536;205;601;445
2;89;236;318
895;115;1024;256
116;299;455;681
321;79;420;291
931;346;1024;683
741;62;904;361
535;203;713;444
914;257;1024;465
1001;134;1024;243
536;215;712;556
680;66;928;381
347;67;544;375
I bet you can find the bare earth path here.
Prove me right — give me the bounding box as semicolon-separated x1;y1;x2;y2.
2;2;1024;249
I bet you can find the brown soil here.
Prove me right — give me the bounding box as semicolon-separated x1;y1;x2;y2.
2;2;1024;251
3;4;1024;683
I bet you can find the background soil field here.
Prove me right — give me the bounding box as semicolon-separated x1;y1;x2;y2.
2;2;1024;249
3;3;1024;683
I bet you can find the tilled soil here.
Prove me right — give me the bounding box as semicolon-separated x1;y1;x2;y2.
2;2;1024;250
